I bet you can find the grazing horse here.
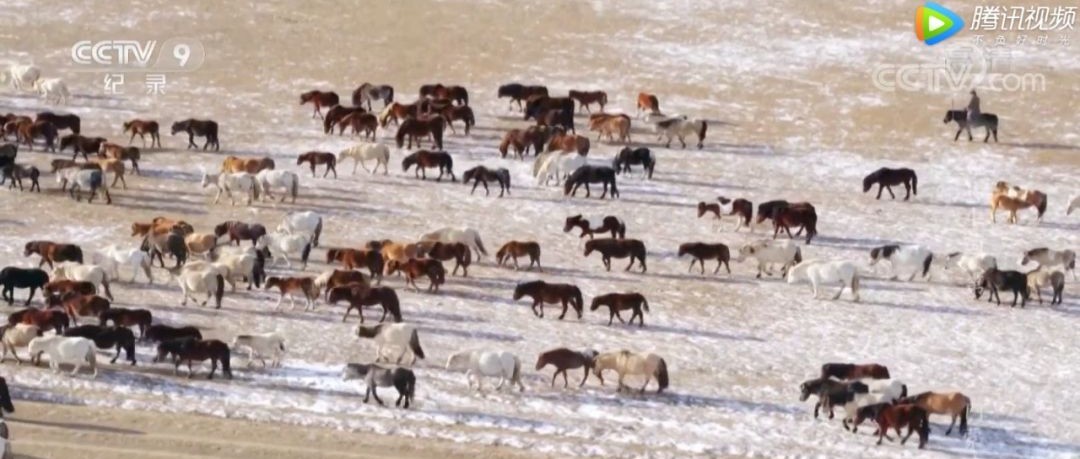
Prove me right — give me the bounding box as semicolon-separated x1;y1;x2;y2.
564;166;619;199
299;90;339;118
214;221;267;246
512;281;583;320
0;267;49;306
944;109;998;142
122;119;160;148
446;349;525;392
613;147;654;179
145;325;202;343
342;363;415;408
439;105;475;135
425;242;472;277
419;84;469;106
98;308;152;338
24;241;83;269
821;363;891;380
564;215;626;239
36;112;80;134
584;238;647;273
171;119;219;151
385;259;445;292
588;113;631;143
497;83;548;111
154;338;232;379
63;325;136;365
395;116;445;149
524;96;575;133
495;241;541;271
338;111;377;139
678;242;731;275
636;92;660;117
332;285;402;323
653;115;707;149
338;142;391;175
569;90;608;113
1022;247;1076;280
863;167;917;200
975;267;1029;307
377;101;420;127
591;292;649;327
296;151;337;178
593;350;669;394
546;127;591;155
869;245;934;281
351;83;395;111
899;391;971;436
402;150;455;181
59;134;106;160
536;348;598;388
787;260;861;302
462;166;510;197
991;181;1048;224
8;308;69;334
264;276;318;311
768;202;818;244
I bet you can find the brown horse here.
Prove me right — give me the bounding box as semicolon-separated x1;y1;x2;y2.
300;90;340;118
546;128;590;156
43;279;96;301
440;105;475;135
24;241;83;269
297;151;337;178
154;338;232;380
584;238;647;273
213;221;267;246
512;280;583;320
8;308;69;334
859;403;930;448
590;292;649;327
564;215;626;239
495;241;541;271
352;83;395;111
331;284;403;324
318;269;369;299
60;135;108;160
524;96;575;133
17;120;58;152
264;276;319;311
122;119;161;148
395;116;445;150
222;155;275;174
636;92;660;116
991;181;1047;224
588;114;631;143
419;84;469;106
535;348;597;388
36;112;81;134
99;143;142;175
899;391;971;436
497;84;548;111
98;308;153;339
342;112;378;139
377;101;422;127
821;363;891;380
678;242;731;275
401;150;455;181
499;126;550;159
771;202;818;244
569;90;607;113
323;105;364;134
89;158;128;189
171;119;219;151
425;242;471;277
58;292;110;325
385;259;445;292
326;248;384;281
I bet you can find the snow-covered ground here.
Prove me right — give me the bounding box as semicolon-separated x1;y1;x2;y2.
1;1;1078;458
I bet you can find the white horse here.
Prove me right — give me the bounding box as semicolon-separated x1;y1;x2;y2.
255;169;299;203
51;263;113;300
207;251;259;291
786;260;861;302
735;239;802;278
1068;195;1079;216
92;244;152;284
231;333;286;368
1;323;40;363
338;142;390;175
355;323;425;366
200;170;257;205
34;78;70;105
535;152;586;186
57;168;110;204
446;349;525;392
164;265;224;309
256;232;312;269
651;115;708;149
277;211;323;247
868;245;934;281
27;336;97;377
1021;248;1076;280
1;64;40;90
419;227;487;258
936;252;997;283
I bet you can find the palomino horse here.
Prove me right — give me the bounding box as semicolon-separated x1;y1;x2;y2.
395;116;445;149
512;280;583;320
584;238;647;272
593;350;669;394
863;167;917;200
36;112;80;134
222;155;275;174
419;84;468;106
462;166;510;197
636;92;660;117
588;113;630;143
296;151;337;178
59;134;106;160
590;292;649;327
613;147;654;179
495;241;541;271
944;109;998;142
497;83;548;111
991;181;1047;224
653;115;707;149
352;83;395;111
299;90;339;118
535;348;597;388
564;166;619;199
171;119;220;151
24;241;83;269
569;90;607;113
564;215;626;239
122;119;160;148
678;242;731;275
402;150;455;181
899;391;971;436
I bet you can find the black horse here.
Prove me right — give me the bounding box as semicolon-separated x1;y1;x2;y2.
863;167;917;200
944;109;999;143
64;325;137;365
612;147;655;179
0;267;48;306
524;96;574;133
145;324;202;343
975;267;1029;307
564;165;619;199
154;338;232;380
462;166;510;197
171;119;220;151
497;83;549;111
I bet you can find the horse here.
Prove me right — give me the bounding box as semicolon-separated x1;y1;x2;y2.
736;239;803;278
395;116;445;149
7;308;68;334
255;169;300;203
546;128;591;155
43;280;96;301
34;78;70;105
535;150;586;186
652;115;707;149
57;292;110;325
316;268;369;296
677;242;731;275
536;348;598;388
612;147;654;179
28;335;97;377
863;168;917;200
591;293;649;327
425;242;472;277
1;323;41;363
209;249;264;291
351;83;395;111
899;391;971;436
938;252;997;283
89;157;128;189
419;227;487;258
569;90;608;113
36;112;80;134
377;102;419;127
299;90;339;118
869;245;934;281
512;281;583;320
524;96;575;133
762;202;817;244
799;377;870;419
715;197;754;232
154;338;232;379
122;119;160;147
1021;247;1076;280
99;143;142;175
385;259;445;292
141;230;188;268
821;363;891;380
588;113;630;143
355;323;425;365
51;263;112;301
786;260;861;302
584;238;646;273
564;215;626;239
200;170;257;206
332;285;402;323
636;92;660;117
24;241;83;269
340;112;379;139
402;150;455;181
59;134;106;160
63;325;136;365
231;333;286;368
98;308;152;339
446;349;525;392
295;151;337;179
439;105;475;135
264;276;318;311
342;363;415;408
338;142;390;175
943;109;998;142
974;267;1029;307
171;119;219;151
256;232;313;269
326;249;383;280
495;241;541;271
323;105;365;134
564;166;619;199
163;266;224;309
1026;268;1065;305
497;83;548;111
593;350;668;394
499;126;550;159
183;232;218;260
462;166;510;197
1;64;40;91
419;84;468;106
145;325;202;343
15;120;58;152
222;155;275;174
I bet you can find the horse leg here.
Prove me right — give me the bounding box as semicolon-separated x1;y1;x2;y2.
558;300;568;320
945;414;957;435
602;256;611;271
966;125;973;141
832;281;845;300
608;309;615;325
885;186;895;199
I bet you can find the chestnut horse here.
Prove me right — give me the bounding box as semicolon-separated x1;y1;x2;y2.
342;112;379;139
36;112;81;134
402;150;455;181
213;221;267;246
323;105;364;134
99;143;142;175
588;113;631;143
326;248;384;281
122;119;161;148
419;84;468;106
495;241;541;271
317;269;370;298
590;292;649;327
440;105;475;135
678;242;731;275
765;202;818;244
546;127;590;155
569;90;607;113
385;259;446;292
299;90;339;118
395;116;445;150
17;120;59;152
497;83;548;111
512;280;583;320
377;101;422;127
24;241;83;269
991;181;1047;224
171;119;219;151
297;151;337;178
98;308;153;338
58;293;110;325
425;242;472;277
821;363;891;380
43;279;96;300
331;284;403;324
863;167;917;201
636;92;660;117
899;391;971;436
584;238;646;272
535;347;597;388
8;308;69;333
564;215;626;239
221;155;275;174
499;126;550;159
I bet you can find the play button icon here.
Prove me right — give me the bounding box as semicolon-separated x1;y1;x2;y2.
915;2;964;45
929;16;945;32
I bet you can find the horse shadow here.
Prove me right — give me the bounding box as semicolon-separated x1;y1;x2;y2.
656;176;755;191
644;271;757;286
928;424;1080;458
811;235;898;252
999;142;1080;151
434;288;518;308
861;300;989;316
422;325;522;343
631;322;765;342
916;199;985;210
617;197;692;210
10;417;145;436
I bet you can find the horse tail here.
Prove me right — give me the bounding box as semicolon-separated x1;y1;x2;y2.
655;358;669;393
384;86;394;105
313;217;323;248
221;345;233;379
409;329;425;360
1036;194;1048;218
301;242;312;268
511;356;522;386
960;397;970;434
389;292;403;322
473;232;487;257
290;174;298;201
922;253;933;278
212;274;225;309
641;296;650;312
697;120;708;145
572;287;584;313
394;124;406;148
911;171;918;196
900;384;908;399
498;136;511;157
617;220;626;239
794;247;803;264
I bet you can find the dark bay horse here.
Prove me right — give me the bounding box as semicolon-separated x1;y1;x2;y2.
59;134;106;160
36;112;80;134
590;292;649;327
425;242;472;277
123;119;161;148
402;150;455;181
524;96;574;133
563;215;626;239
323;105;364;134
512;280;583;320
678;242;731;275
821;363;891;380
213;221;267;246
613;147;655;179
440;105;475;135
17;120;59;152
64;325;136;365
499;126;551;158
463;166;510;197
569;90;607;113
330;284;403;324
155;338;232;379
564;165;619;199
24;241;83;268
758;202;817;244
863;167;917;200
584;238;647;272
297;151;338;178
944;109;998;142
145;324;202;343
299;90;339;118
98;308;153;338
497;83;548;111
535;348;597;388
419;84;468;106
395;116;445;149
171;119;220;151
495;241;541;271
1;267;49;306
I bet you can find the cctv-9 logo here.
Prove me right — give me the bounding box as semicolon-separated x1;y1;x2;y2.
152;38;206;72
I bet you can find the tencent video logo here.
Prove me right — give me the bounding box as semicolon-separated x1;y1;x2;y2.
915;2;964;45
